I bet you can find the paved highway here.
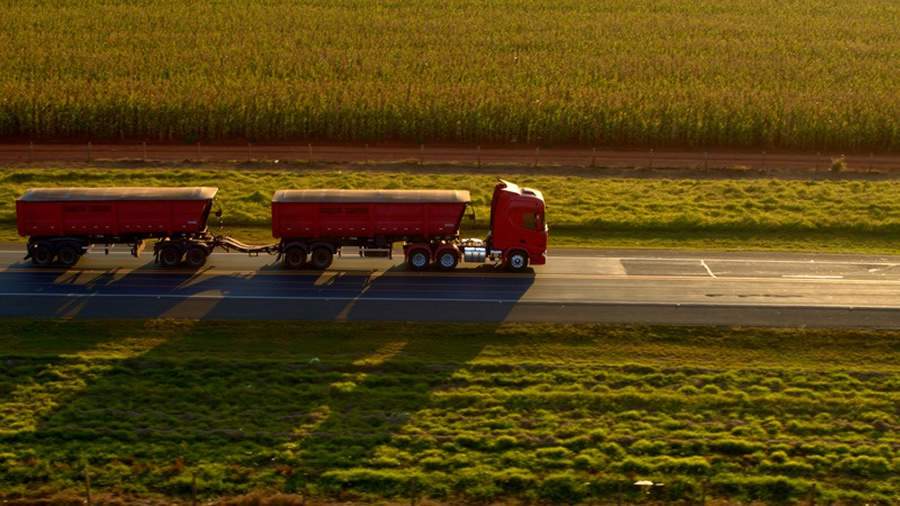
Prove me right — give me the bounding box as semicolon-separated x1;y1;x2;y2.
0;246;898;327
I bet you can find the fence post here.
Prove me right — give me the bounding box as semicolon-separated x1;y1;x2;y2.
196;141;201;161
87;141;92;162
869;152;874;171
815;151;820;170
142;141;147;162
308;143;313;162
364;143;369;164
704;151;709;170
247;142;252;162
84;464;93;506
28;141;33;163
533;146;539;167
477;145;481;168
762;150;766;170
419;144;424;165
649;148;654;168
591;147;596;168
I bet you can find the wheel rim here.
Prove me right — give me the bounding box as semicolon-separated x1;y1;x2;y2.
58;248;77;266
313;249;331;267
510;255;525;269
411;252;428;268
161;248;180;266
33;247;52;264
286;249;305;268
439;253;456;268
187;249;206;266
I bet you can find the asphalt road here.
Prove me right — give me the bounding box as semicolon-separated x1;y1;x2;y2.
0;246;898;327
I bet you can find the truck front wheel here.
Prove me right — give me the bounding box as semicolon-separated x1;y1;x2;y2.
506;251;529;273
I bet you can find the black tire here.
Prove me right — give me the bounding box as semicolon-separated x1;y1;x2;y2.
158;244;183;267
56;245;81;268
436;250;458;271
407;249;430;271
184;246;209;268
309;247;334;270
30;244;55;267
283;246;307;269
506;251;529;273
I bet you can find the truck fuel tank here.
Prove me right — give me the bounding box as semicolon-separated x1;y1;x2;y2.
462;238;486;263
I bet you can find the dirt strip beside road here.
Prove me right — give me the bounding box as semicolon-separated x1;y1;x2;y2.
1;143;898;176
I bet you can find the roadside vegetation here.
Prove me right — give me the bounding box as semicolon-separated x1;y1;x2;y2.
1;1;897;150
1;168;899;253
0;320;897;504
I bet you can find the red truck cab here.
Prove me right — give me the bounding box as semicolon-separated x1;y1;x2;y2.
488;180;548;268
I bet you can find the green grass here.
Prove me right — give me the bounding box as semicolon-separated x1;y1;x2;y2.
0;1;898;150
0;320;898;504
2;167;900;254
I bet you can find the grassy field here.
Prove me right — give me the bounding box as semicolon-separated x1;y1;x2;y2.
1;167;899;254
0;0;898;151
0;320;897;504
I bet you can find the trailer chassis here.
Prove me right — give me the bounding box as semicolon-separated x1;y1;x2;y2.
152;234;279;268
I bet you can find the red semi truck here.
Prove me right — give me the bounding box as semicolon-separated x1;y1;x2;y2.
271;180;547;271
16;180;547;272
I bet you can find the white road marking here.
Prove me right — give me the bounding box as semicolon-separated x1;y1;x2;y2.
781;274;845;279
700;260;717;278
0;291;896;310
563;255;900;267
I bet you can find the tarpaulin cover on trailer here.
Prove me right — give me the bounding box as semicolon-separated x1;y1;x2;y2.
17;187;219;202
272;189;470;204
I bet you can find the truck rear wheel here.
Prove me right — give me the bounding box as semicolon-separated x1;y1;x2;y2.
158;244;183;267
407;249;431;271
309;247;333;270
30;244;54;267
283;246;307;269
506;251;529;273
185;246;209;268
56;245;81;268
436;250;458;271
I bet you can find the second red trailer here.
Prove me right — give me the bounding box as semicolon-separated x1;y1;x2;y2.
271;189;471;269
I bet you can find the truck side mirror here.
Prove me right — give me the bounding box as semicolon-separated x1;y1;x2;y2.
215;208;223;218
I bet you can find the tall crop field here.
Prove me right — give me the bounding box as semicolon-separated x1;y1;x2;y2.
0;0;897;150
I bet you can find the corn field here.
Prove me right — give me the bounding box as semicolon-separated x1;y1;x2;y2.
0;0;897;150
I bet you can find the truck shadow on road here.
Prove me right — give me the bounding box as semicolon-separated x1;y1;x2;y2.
0;259;537;322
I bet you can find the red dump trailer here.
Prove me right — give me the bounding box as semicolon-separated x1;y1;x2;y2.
271;180;547;272
16;187;221;267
